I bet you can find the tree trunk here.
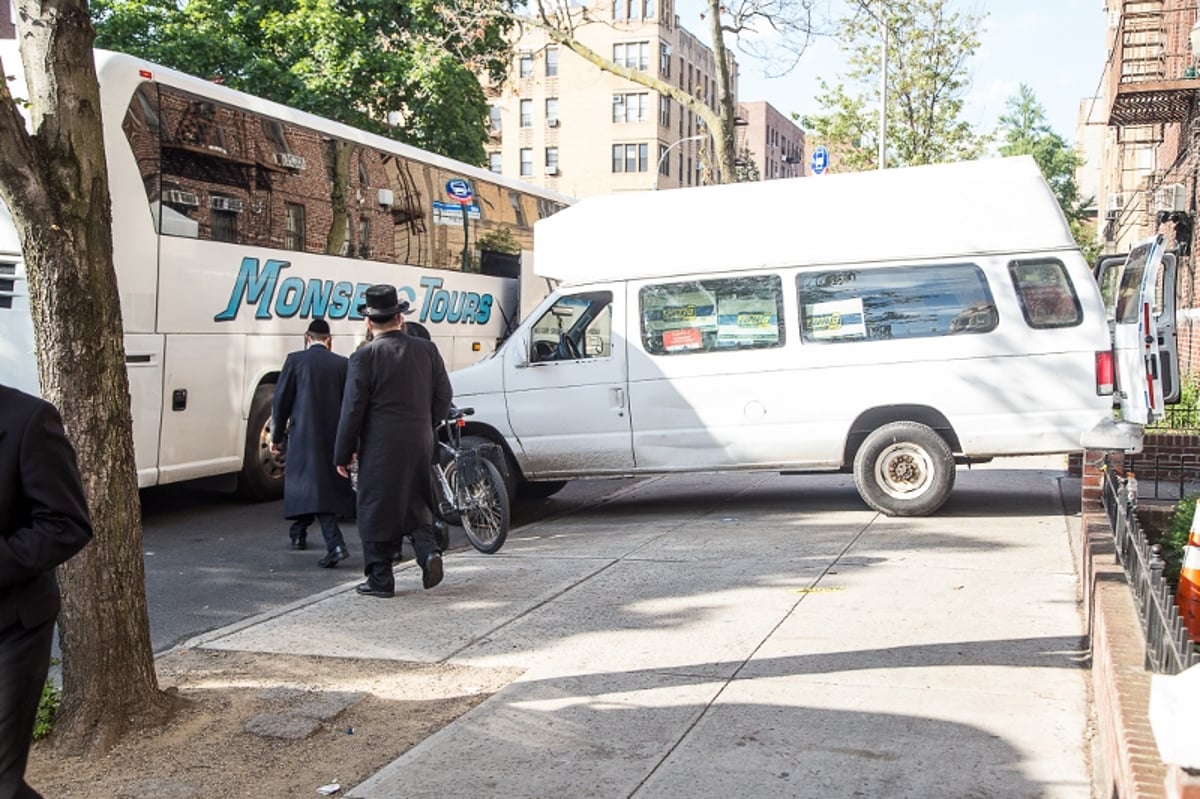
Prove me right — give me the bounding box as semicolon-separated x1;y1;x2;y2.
1;0;177;755
706;0;737;182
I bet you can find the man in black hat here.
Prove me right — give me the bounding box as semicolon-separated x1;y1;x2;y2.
271;318;354;567
335;284;453;596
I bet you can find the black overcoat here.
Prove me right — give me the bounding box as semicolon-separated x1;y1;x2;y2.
272;344;355;519
0;385;93;632
334;330;452;543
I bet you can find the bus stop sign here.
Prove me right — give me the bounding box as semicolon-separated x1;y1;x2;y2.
445;178;473;204
811;145;829;175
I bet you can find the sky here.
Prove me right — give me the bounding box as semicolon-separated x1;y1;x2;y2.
675;0;1109;144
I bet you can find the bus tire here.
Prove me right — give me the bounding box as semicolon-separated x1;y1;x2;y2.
236;384;285;501
852;421;955;517
461;435;517;504
517;479;569;500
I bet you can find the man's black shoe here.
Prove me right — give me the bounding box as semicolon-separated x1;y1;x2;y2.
318;545;349;568
290;538;307;551
355;582;394;598
421;553;443;590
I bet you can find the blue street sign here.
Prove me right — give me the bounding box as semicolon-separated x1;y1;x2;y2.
811;145;829;175
445;178;473;203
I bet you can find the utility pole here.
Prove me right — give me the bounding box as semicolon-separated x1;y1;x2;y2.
877;1;887;170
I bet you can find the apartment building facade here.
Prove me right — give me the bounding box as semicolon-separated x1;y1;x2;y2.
482;0;738;197
736;100;806;180
1096;0;1200;373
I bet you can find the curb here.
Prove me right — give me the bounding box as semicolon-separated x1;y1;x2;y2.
1082;510;1166;798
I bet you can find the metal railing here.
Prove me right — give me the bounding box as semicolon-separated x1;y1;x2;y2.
1100;459;1199;673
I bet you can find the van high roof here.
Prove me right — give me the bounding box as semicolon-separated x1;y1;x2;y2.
533;156;1075;284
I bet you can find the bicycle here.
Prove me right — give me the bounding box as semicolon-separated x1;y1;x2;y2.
433;406;510;554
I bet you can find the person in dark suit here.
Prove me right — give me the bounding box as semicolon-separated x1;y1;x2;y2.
270;319;355;568
0;384;92;799
335;285;453;597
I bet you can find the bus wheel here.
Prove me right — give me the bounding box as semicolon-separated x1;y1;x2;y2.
237;384;285;501
852;421;955;517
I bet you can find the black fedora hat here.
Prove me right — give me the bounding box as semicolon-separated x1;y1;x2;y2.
358;284;411;318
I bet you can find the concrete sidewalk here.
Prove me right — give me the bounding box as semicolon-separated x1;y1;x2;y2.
189;459;1094;798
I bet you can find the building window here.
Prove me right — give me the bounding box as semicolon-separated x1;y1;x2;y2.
659;95;670;126
545;47;559;77
545;146;559;172
519;52;533;77
613;41;650;70
658;144;669;176
613;93;649;123
520;99;532;127
546;97;559;125
611;143;649;173
489;151;502;173
520;148;533;176
211;210;237;243
489;104;502;132
358;217;370;259
660;43;671;77
612;0;626;19
284;202;305;251
643;0;655;19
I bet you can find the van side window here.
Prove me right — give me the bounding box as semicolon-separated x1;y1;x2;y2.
1009;259;1081;328
639;275;784;355
529;292;613;362
797;264;997;342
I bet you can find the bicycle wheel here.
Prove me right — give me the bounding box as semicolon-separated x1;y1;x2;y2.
450;457;510;554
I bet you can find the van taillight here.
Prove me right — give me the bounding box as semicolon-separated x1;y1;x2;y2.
1096;351;1114;396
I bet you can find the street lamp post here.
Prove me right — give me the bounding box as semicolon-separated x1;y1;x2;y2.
654;134;707;190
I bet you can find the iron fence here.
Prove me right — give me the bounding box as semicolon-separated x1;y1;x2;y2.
1100;459;1199;674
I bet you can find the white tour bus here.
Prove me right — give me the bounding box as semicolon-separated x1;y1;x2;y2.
449;157;1179;516
0;43;572;499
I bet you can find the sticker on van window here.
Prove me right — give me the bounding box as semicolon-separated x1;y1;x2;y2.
663;327;703;351
807;298;866;340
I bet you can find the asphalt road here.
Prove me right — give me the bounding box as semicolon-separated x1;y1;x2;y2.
141;477;637;652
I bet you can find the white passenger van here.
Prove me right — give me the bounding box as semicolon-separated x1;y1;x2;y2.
450;157;1176;516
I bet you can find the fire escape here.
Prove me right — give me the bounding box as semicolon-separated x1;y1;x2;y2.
1105;0;1197;247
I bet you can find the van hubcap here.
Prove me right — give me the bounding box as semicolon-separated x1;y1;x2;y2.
875;443;934;499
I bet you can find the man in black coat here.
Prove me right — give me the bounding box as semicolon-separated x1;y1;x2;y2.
271;319;355;567
0;383;92;799
335;285;452;597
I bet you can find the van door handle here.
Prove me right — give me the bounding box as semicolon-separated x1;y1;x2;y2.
611;387;625;415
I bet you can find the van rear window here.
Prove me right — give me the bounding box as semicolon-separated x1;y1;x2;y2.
797;263;997;343
640;275;784;355
1008;259;1081;328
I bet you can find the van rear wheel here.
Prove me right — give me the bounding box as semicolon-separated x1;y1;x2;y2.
853;422;955;517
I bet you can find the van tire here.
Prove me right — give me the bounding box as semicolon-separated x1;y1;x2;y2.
853;421;955;517
517;479;569;500
461;435;517;503
236;384;285;501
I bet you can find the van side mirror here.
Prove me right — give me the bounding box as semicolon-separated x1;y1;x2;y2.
512;332;531;368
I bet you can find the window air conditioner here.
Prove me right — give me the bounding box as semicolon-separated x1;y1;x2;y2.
378;188;395;207
210;196;244;213
547;119;560;128
545;166;560;176
1154;183;1188;213
274;152;307;170
165;189;199;207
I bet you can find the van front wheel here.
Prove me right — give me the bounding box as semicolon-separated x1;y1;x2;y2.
853;422;955;517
